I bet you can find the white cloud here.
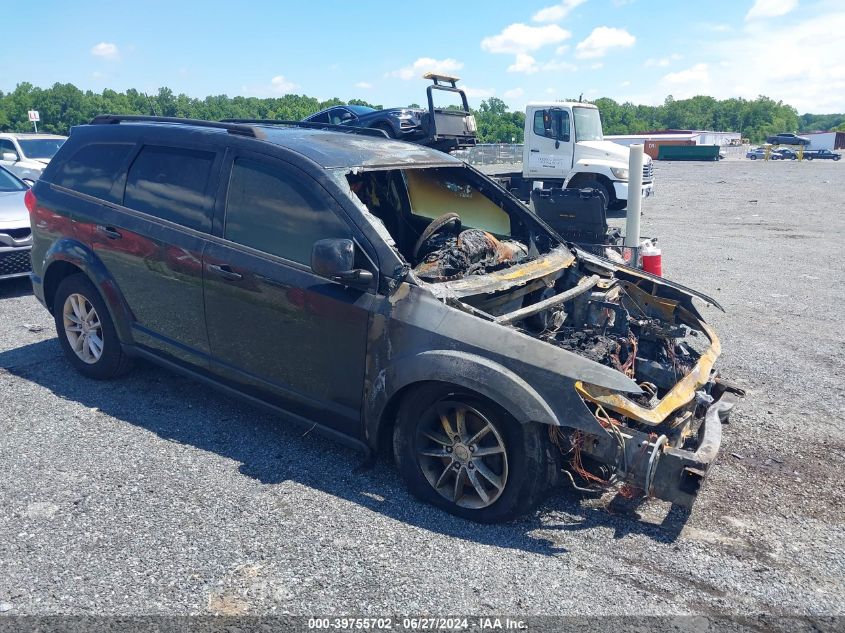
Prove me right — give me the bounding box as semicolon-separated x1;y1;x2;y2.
575;27;636;58
590;62;604;69
543;59;578;72
532;0;588;23
645;53;681;67
481;23;571;54
270;75;299;93
555;44;570;55
387;57;463;80
91;42;119;60
746;0;798;21
678;8;845;111
620;80;631;87
663;63;710;85
504;88;525;99
355;81;373;89
508;53;539;74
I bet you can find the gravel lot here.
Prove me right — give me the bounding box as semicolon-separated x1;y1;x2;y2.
1;158;843;618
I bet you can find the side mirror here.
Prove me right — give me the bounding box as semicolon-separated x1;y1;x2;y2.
1;152;18;162
311;238;374;287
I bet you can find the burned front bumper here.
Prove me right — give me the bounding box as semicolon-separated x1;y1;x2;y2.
646;390;738;506
572;307;740;507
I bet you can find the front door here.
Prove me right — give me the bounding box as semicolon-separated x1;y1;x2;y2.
203;152;373;431
525;107;574;180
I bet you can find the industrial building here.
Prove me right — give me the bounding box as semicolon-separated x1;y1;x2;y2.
605;129;742;159
802;131;845;150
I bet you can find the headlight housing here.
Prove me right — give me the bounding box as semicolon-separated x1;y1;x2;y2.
611;167;629;180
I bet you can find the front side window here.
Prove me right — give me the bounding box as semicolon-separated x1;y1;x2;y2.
51;143;135;203
124;146;215;232
533;109;570;142
224;158;350;264
0;139;18;158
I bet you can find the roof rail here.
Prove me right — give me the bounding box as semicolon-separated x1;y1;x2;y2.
219;119;389;139
89;114;261;138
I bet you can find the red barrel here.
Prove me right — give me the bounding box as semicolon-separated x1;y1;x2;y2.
641;241;662;276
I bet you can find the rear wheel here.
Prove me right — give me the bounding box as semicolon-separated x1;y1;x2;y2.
394;383;546;522
53;274;132;379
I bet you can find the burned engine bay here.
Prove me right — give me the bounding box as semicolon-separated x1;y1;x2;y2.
347;166;734;503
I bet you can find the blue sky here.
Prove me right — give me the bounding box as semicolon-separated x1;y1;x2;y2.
2;0;843;114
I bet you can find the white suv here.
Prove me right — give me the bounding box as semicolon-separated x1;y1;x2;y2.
0;133;67;182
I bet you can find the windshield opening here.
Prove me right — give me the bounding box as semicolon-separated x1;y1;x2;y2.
573;107;603;142
347;166;558;283
18;138;65;160
0;168;26;192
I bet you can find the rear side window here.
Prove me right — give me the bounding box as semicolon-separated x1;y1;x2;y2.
124;146;215;232
51;143;134;203
224;158;350;264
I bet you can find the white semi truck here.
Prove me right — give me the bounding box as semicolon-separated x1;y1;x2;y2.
492;102;654;211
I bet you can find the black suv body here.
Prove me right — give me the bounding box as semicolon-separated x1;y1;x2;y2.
28;116;738;522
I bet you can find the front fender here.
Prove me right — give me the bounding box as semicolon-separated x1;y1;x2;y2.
364;349;561;451
42;239;135;344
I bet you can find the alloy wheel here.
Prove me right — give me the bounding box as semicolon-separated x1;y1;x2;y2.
415;400;509;509
62;293;104;364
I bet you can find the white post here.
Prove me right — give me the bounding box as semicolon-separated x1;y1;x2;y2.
624;144;644;247
32;120;38;133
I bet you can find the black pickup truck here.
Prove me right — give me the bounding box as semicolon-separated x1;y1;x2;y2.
804;149;841;161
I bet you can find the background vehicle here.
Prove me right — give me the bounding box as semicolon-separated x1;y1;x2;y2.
772;148;797;160
765;132;810;146
304;104;427;141
0;165;33;280
302;74;477;153
29;115;734;522
0;133;66;181
746;147;768;160
804;149;841;161
489;102;654;212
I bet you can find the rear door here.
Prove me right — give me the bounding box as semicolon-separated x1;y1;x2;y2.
203;151;374;431
89;142;222;366
525;107;574;180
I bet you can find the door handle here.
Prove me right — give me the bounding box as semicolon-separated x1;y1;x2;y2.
96;225;122;239
530;149;540;153
207;263;242;281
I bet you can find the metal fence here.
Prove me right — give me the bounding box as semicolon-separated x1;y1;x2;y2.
454;144;524;166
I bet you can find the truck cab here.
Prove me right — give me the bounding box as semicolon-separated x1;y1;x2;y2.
522;102;653;210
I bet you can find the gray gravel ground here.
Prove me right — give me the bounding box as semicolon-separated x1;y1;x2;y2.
0;158;843;618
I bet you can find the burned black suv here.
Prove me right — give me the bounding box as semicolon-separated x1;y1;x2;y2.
28;115;739;522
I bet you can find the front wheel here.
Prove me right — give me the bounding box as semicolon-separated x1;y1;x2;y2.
53;274;133;379
393;383;546;522
750;155;757;160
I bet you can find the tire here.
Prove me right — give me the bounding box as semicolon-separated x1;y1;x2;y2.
393;383;546;523
806;156;813;161
373;123;395;139
53;274;133;380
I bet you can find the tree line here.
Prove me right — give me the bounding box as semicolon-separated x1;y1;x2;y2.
1;82;842;144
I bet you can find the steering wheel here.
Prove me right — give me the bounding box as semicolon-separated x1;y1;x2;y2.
412;213;462;261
